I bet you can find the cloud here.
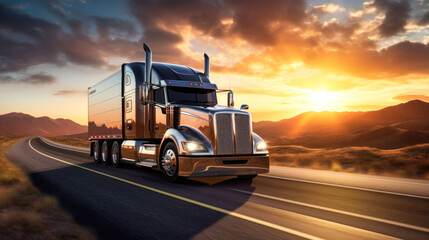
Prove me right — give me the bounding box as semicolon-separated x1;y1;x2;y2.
0;72;56;85
0;2;144;75
129;0;306;49
393;94;429;102
1;0;428;83
418;11;429;26
312;3;346;15
92;16;138;39
372;0;411;37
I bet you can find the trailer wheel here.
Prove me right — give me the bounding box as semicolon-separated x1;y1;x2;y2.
93;141;101;163
111;141;121;168
161;142;181;182
101;141;111;166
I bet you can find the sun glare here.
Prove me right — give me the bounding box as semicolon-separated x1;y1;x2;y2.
308;90;338;111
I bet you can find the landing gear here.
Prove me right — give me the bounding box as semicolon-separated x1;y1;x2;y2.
111;141;121;168
161;142;181;182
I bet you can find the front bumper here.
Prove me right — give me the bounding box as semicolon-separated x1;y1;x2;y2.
178;154;269;177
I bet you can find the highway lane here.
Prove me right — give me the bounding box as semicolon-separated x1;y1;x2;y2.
6;137;429;240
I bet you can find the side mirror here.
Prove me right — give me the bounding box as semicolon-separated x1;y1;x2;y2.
240;104;249;110
160;80;167;87
227;91;234;108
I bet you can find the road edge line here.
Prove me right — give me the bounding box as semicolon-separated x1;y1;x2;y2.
230;189;429;233
260;174;429;200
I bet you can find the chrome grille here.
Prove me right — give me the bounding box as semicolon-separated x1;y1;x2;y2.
215;113;252;155
235;114;252;154
215;113;234;154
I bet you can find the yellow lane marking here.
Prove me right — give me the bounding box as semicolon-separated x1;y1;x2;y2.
28;138;323;240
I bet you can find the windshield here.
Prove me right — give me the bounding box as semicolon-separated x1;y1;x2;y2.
167;87;217;107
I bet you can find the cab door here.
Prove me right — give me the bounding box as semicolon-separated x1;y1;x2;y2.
152;86;167;139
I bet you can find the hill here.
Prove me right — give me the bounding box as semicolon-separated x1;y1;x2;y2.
0;112;87;136
254;100;429;149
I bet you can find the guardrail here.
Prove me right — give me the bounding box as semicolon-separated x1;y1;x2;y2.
39;137;90;154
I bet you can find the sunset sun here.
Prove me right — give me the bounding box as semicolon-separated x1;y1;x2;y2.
308;90;338;111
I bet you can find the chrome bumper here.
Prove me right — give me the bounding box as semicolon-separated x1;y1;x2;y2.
178;154;269;177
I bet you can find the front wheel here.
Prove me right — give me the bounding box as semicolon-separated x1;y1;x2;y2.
161;142;181;182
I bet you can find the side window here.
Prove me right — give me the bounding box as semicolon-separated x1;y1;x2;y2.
126;99;132;113
153;88;165;104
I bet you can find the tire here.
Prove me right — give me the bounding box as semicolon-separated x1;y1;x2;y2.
238;174;257;180
161;142;181;182
101;141;111;166
111;141;121;168
93;141;101;163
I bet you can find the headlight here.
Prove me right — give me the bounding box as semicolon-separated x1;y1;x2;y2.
182;142;208;152
256;141;267;151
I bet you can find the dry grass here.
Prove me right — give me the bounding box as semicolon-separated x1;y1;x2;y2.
46;136;90;149
0;134;95;240
269;144;429;179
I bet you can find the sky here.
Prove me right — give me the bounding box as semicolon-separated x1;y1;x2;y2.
0;0;429;125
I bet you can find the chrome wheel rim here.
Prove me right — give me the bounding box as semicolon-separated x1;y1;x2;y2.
112;147;118;164
102;145;107;163
162;149;177;177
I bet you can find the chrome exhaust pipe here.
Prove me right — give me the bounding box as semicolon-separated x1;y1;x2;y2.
204;53;209;78
143;43;152;84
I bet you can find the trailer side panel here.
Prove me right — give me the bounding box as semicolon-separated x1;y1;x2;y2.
88;70;123;140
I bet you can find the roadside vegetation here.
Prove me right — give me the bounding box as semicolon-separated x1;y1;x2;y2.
0;134;95;240
269;144;429;180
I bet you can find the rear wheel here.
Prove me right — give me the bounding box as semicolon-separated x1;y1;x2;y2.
161;142;181;182
101;141;110;165
111;141;121;168
93;141;101;163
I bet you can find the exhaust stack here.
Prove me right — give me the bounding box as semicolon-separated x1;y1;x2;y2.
204;53;209;78
143;43;152;84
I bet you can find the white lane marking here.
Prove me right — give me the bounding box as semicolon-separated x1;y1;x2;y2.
29;138;323;240
231;188;429;233
270;167;429;186
260;174;429;200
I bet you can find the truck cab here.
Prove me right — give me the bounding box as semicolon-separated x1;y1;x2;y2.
89;44;269;182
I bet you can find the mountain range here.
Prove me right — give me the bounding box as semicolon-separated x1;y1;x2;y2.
0;112;86;136
1;100;428;149
253;100;429;149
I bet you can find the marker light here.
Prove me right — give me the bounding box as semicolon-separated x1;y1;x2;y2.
183;142;208;152
256;141;267;151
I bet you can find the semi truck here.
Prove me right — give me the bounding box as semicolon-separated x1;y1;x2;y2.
88;43;269;182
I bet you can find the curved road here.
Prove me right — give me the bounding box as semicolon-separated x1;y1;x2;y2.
6;137;429;240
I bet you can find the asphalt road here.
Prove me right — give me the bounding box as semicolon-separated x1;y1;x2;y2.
6;137;429;240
